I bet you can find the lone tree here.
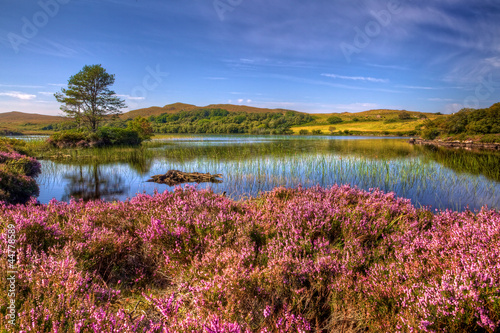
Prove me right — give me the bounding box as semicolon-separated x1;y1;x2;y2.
55;64;126;131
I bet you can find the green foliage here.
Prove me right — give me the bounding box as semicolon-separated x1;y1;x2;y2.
422;128;440;140
398;111;412;120
152;108;312;135
479;134;500;143
48;127;143;148
420;103;500;140
327;116;343;124
0;139;41;204
298;129;309;135
55;64;126;131
97;127;141;146
311;129;322;135
126;116;153;141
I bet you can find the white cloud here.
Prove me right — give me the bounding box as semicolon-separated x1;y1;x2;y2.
428;98;454;102
38;91;56;96
399;85;436;90
237;99;244;103
246;99;252;103
0;84;43;88
0;91;37;100
114;94;145;100
205;77;227;80
321;73;388;83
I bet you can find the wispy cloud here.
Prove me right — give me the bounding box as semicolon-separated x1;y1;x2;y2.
0;91;37;100
38;91;56;96
321;74;388;83
0;84;44;89
398;85;436;90
114;94;145;101
428;98;454;102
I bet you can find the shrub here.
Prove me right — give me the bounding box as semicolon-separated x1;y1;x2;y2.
0;149;41;204
422;128;440;140
480;134;500;143
298;129;309;135
98;127;142;146
311;129;322;135
327;116;343;124
398;111;412;120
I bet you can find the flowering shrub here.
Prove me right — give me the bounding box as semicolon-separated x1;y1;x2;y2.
0;149;41;204
0;185;499;332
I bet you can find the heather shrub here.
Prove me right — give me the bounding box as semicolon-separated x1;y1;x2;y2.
0;151;40;204
0;186;499;332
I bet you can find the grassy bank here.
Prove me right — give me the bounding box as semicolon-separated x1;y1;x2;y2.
1;186;499;332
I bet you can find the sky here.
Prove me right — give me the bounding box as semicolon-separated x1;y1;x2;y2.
0;0;499;115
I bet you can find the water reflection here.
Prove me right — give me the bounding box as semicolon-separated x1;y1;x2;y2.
61;163;129;201
35;136;500;211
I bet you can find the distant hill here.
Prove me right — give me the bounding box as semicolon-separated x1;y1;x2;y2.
0;105;442;135
0;111;68;135
0;111;67;124
120;103;297;119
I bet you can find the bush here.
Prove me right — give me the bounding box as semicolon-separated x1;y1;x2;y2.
398;112;412;120
97;127;141;146
298;129;309;135
422;128;440;140
48;127;143;148
0;150;41;204
327;116;343;124
311;129;322;135
479;134;500;143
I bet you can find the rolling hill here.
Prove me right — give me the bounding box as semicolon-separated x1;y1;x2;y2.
119;102;297;119
0;104;444;135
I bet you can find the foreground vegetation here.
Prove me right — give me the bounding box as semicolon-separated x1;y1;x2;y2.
0;138;41;204
1;185;499;332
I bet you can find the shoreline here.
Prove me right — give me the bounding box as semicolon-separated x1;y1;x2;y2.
409;138;500;151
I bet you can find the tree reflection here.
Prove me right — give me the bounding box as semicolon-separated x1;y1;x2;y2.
62;163;128;201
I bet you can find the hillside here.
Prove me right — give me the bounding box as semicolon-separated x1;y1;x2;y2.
0;105;445;136
120;102;296;119
0;111;68;134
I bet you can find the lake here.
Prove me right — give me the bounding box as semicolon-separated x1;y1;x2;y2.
34;135;500;211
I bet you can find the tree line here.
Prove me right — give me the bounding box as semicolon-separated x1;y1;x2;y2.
148;109;314;135
422;103;500;140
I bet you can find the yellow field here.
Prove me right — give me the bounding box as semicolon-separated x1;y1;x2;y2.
292;119;428;134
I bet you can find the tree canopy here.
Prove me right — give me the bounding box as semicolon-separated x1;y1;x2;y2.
55;64;126;131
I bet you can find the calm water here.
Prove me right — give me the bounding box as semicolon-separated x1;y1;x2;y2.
34;135;500;211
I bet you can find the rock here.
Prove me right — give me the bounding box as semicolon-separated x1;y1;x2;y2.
147;170;223;186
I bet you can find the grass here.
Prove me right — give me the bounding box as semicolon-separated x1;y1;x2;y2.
291;119;425;134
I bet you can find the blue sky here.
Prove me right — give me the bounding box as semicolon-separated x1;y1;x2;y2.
1;0;499;115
